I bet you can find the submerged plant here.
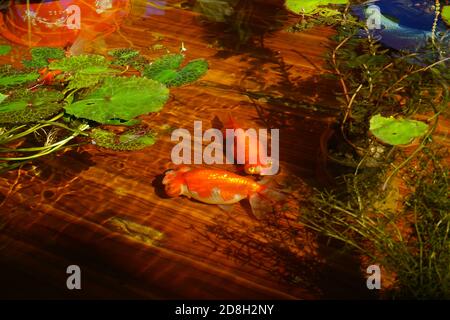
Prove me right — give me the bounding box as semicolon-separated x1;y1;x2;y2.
0;65;39;90
90;127;156;151
143;54;209;87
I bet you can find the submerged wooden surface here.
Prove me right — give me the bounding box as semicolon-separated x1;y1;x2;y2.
0;0;379;299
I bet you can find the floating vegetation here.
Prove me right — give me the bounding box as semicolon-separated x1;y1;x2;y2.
22;47;66;69
49;54;117;91
0;89;64;124
143;54;209;87
0;47;207;172
108;48;148;69
65;76;169;125
443;5;450;25
285;0;348;14
0;65;39;89
369;115;429;146
90;128;156;151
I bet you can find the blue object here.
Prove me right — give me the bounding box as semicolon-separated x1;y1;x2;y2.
352;0;449;51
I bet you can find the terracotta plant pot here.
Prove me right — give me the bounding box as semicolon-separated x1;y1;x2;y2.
0;0;130;47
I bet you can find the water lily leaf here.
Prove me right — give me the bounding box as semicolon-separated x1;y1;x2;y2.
0;45;11;56
49;55;117;91
108;48;148;69
0;65;39;89
64;76;169;124
90;128;156;151
285;0;348;14
0;89;64;124
443;6;450;26
143;54;208;87
369;114;429;146
22;47;65;69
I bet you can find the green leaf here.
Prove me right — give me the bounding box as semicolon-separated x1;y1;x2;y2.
0;93;7;104
90;127;156;151
0;45;12;56
22;47;65;69
0;66;39;88
194;0;239;22
285;0;348;14
64;76;169;124
143;54;208;87
369;114;429;146
442;6;450;26
108;48;148;69
49;55;116;91
0;89;64;124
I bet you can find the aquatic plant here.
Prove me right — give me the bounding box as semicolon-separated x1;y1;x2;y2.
0;65;39;89
108;48;148;70
300;146;450;299
1;47;207;172
90;128;156;151
49;54;117;91
64;76;169;125
0;45;11;56
293;3;450;299
143;54;209;87
0;89;64;124
22;47;66;69
285;0;348;14
369;115;429;146
443;5;450;25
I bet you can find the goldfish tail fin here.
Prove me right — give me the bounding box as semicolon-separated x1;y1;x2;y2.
249;179;286;219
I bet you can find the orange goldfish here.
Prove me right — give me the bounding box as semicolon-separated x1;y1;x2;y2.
38;67;62;86
162;166;284;218
222;115;274;175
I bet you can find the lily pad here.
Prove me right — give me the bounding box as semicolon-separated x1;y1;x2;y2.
143;54;208;87
64;76;169;124
0;89;64;124
0;45;11;56
90;127;156;151
285;0;348;14
0;65;39;89
369;114;429;146
49;55;117;91
22;47;65;69
108;48;148;69
443;6;450;26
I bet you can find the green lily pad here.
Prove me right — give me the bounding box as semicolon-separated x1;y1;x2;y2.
0;65;39;89
369;114;429;146
49;55;117;91
22;47;66;69
0;45;11;56
0;89;64;124
442;6;450;26
90;127;156;151
143;54;208;87
64;76;169;124
108;48;148;69
285;0;348;14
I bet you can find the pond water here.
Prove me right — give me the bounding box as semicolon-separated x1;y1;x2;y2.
0;0;448;299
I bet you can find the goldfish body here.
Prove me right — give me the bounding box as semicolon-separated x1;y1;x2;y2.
222;115;274;175
162;166;283;218
38;67;62;86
